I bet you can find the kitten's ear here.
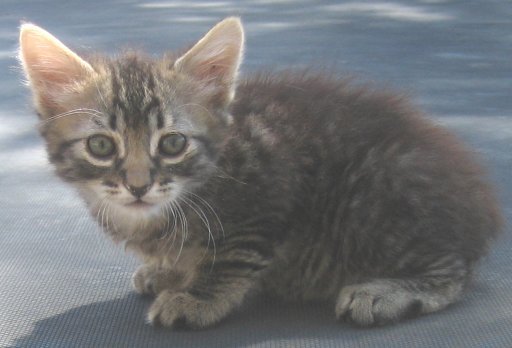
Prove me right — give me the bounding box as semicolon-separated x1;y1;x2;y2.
19;23;94;115
174;17;244;106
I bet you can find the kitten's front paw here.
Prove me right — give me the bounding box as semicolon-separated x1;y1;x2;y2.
147;291;221;329
132;265;184;296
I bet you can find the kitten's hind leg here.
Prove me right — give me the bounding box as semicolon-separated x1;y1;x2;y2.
335;275;467;326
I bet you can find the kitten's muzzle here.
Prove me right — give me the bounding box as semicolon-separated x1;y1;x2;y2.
121;165;155;198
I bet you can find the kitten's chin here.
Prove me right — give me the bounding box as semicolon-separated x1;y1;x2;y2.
99;201;165;240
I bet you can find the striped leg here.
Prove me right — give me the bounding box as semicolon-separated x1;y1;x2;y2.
147;240;271;328
335;274;467;326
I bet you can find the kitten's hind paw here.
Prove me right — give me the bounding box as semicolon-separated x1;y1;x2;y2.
335;280;445;326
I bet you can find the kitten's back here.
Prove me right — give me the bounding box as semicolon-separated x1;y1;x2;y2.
232;71;502;258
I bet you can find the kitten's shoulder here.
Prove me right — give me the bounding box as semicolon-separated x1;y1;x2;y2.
236;70;354;100
232;70;415;127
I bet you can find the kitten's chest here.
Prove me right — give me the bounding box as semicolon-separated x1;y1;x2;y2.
132;236;206;286
127;215;209;277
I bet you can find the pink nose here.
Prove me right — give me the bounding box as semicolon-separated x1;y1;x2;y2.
125;183;151;198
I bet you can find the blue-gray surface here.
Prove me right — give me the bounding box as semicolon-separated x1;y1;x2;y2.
1;1;511;347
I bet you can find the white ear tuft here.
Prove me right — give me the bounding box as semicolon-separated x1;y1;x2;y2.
174;17;244;105
19;23;94;112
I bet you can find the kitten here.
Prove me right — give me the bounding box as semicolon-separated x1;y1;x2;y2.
19;18;502;329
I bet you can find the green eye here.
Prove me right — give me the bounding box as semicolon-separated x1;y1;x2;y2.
159;133;187;157
87;134;116;158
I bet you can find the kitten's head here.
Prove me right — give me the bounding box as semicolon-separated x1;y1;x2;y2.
19;18;244;235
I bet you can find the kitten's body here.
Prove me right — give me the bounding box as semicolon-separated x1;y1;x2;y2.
20;19;502;328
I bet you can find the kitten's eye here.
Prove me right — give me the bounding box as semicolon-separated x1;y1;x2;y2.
87;134;116;158
159;133;187;157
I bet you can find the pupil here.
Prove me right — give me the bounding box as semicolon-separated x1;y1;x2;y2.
89;136;112;156
160;134;185;155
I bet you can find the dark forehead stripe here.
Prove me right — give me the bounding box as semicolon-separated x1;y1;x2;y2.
156;110;164;129
109;57;161;128
147;69;156;90
109;63;123;105
109;113;117;130
110;62;128;128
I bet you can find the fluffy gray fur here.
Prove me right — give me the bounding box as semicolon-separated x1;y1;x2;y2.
19;18;502;329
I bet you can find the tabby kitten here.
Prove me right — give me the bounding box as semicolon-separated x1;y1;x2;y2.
19;18;502;329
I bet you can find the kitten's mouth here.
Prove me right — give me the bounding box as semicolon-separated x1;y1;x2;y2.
125;200;154;210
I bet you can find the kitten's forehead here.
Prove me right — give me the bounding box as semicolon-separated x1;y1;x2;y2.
108;56;166;131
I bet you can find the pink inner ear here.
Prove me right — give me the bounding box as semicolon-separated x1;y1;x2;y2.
175;17;244;88
179;45;240;85
196;56;233;82
20;24;94;110
22;38;88;86
30;56;79;86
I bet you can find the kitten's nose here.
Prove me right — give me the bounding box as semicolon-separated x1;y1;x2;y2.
125;183;151;198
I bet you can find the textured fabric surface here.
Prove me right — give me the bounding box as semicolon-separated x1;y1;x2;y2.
1;1;511;347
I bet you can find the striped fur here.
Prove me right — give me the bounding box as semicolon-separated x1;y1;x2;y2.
20;18;502;329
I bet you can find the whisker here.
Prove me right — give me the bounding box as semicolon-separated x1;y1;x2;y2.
93;79;109;110
210;164;248;186
48;108;104;119
41;108;106;125
159;202;171;240
173;200;187;266
92;197;110;248
183;189;225;240
180;196;216;269
100;198;107;231
95;197;105;223
105;201;113;233
170;201;179;237
165;201;180;252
